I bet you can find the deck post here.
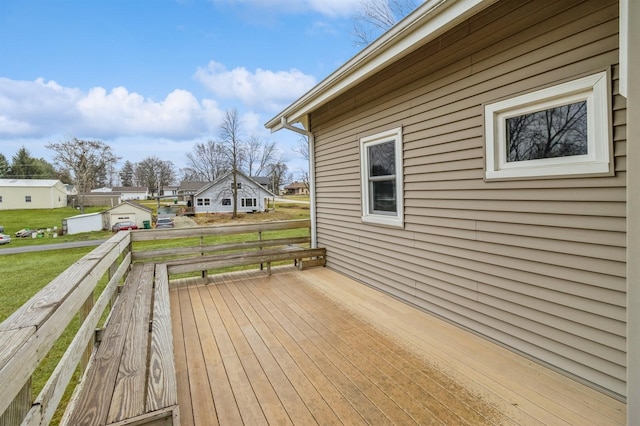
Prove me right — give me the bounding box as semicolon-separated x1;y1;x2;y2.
80;292;95;369
259;230;264;270
0;379;32;426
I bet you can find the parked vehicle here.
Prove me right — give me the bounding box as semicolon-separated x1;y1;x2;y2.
112;221;138;232
155;217;174;229
0;234;11;245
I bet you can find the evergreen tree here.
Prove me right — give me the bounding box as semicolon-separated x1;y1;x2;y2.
0;154;9;177
11;146;40;178
120;161;135;186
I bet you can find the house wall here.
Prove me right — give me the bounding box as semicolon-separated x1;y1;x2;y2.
310;0;626;398
0;181;67;210
194;174;271;214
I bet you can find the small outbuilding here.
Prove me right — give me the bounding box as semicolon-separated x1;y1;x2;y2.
62;212;104;235
104;201;152;230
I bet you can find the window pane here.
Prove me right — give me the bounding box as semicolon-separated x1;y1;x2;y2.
368;141;395;176
371;180;396;212
506;101;587;162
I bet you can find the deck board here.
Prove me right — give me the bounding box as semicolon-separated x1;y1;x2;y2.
170;266;626;425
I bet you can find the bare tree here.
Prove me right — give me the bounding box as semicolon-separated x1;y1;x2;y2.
293;136;311;192
269;161;289;195
507;102;587;162
184;140;229;182
293;137;309;162
245;135;280;178
352;0;418;47
219;108;245;218
135;156;176;196
46;137;119;213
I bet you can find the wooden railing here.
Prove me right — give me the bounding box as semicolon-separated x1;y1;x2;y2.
0;219;318;426
0;231;133;425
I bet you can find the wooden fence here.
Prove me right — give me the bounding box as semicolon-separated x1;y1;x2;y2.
0;219;315;425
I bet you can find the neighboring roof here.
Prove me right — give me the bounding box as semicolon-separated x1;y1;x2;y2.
284;182;307;189
265;0;495;132
252;176;271;186
179;181;209;192
64;212;103;220
195;171;277;198
105;200;153;213
0;179;61;187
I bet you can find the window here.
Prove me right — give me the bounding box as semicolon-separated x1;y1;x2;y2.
485;71;611;180
231;182;242;189
222;198;231;206
0;196;3;202
242;198;256;207
196;198;204;206
203;198;211;206
360;127;404;227
25;195;32;203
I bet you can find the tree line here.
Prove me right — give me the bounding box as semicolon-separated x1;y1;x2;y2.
1;108;302;214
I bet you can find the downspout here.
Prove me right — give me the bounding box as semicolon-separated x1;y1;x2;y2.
280;117;317;248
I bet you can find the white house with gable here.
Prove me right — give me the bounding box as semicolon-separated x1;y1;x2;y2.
192;171;276;214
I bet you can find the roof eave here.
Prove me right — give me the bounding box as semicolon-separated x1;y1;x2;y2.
265;0;496;131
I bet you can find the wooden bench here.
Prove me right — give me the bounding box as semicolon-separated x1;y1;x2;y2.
164;246;326;278
64;263;179;426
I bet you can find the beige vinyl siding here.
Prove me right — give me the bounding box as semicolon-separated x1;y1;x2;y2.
310;0;626;398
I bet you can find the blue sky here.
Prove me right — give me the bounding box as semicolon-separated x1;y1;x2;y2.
0;0;366;180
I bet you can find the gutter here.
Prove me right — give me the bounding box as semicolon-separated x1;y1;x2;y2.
279;117;318;249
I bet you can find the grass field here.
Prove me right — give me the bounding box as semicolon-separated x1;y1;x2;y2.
0;206;112;247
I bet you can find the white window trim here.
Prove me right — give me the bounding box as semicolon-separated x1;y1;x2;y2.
485;71;611;180
360;127;404;227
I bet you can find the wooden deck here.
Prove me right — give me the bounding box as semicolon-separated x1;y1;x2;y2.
170;266;625;425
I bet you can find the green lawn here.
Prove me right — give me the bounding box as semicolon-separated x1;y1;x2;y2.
0;206;112;247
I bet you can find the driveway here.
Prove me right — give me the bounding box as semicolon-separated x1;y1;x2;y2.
0;239;108;255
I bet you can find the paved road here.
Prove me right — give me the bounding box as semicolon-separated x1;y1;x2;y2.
0;239;107;255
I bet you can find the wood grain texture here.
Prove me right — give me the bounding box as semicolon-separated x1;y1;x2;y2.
170;267;625;425
146;265;178;413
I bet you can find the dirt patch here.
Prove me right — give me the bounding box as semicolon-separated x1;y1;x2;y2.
191;204;310;226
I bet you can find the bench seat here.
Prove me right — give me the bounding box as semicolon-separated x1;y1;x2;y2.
164;246;326;277
64;263;179;426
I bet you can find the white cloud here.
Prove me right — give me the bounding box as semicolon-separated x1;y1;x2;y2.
194;61;316;112
0;77;223;141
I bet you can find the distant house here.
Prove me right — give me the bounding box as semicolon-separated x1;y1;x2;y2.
178;181;209;201
104;201;152;230
107;186;149;200
266;0;638;408
73;192;121;208
284;181;309;196
192;171;276;214
0;179;67;210
162;186;179;197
